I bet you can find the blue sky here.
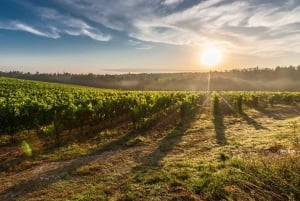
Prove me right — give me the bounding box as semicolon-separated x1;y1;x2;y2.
0;0;300;73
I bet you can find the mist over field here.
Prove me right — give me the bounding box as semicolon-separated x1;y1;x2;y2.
2;66;300;91
1;0;300;200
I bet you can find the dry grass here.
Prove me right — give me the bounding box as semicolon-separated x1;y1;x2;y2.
0;101;300;201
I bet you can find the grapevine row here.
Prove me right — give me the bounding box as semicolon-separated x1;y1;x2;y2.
0;78;204;141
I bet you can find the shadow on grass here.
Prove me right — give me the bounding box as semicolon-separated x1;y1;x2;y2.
141;104;203;167
254;105;282;120
213;113;227;146
239;111;268;130
0;107;182;200
140;126;189;167
0;116;132;173
0;128;138;201
254;105;300;120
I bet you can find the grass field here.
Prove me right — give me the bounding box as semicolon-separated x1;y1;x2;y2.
1;90;300;201
2;0;300;200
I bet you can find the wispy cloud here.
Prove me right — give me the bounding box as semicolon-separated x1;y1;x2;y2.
128;39;154;50
4;0;300;56
127;0;300;55
162;0;184;5
0;3;111;42
128;39;141;46
36;7;111;41
135;45;154;50
0;21;59;38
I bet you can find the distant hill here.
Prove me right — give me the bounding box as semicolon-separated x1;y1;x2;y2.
1;66;300;91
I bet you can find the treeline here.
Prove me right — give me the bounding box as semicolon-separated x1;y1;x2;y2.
1;66;300;91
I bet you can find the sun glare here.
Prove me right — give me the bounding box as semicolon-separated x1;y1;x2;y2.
201;47;222;68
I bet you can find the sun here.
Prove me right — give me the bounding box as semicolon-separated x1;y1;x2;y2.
201;47;222;68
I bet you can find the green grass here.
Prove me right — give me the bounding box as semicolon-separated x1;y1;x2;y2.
120;154;300;200
125;135;150;147
1;102;300;201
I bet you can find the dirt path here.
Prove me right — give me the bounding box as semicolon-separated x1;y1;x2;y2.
1;102;299;200
0;106;185;200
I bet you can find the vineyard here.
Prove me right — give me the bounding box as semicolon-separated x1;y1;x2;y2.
1;77;300;201
0;77;203;142
1;77;300;140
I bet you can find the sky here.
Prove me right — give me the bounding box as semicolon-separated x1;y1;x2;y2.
0;0;300;73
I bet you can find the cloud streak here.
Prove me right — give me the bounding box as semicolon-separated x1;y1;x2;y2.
2;0;300;56
128;39;154;50
51;0;297;56
162;0;184;5
0;21;59;38
36;7;111;41
0;4;111;42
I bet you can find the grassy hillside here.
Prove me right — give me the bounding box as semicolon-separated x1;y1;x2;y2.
0;78;300;200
